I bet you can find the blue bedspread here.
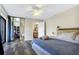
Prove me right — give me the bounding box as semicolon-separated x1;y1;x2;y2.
32;39;59;55
32;38;79;55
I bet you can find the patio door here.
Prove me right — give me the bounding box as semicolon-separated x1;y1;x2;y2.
0;16;6;43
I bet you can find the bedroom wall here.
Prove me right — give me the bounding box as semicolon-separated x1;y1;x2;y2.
24;19;39;41
0;5;8;43
46;5;79;36
24;20;33;41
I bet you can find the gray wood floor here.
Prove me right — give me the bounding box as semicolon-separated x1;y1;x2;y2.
3;39;37;55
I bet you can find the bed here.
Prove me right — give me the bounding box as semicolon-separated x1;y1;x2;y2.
32;28;79;55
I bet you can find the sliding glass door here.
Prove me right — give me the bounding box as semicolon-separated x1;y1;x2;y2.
0;16;6;43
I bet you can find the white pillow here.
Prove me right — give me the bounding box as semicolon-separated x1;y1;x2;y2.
56;32;75;40
75;35;79;41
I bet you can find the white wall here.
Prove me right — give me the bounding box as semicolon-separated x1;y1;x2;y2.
0;5;8;20
46;5;79;36
38;22;45;37
24;20;33;41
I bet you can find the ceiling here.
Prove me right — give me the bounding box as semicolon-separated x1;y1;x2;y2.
3;4;77;19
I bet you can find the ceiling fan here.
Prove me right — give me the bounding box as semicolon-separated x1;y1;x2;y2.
26;4;44;16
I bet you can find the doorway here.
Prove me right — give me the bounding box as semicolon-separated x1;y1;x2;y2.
13;18;20;40
33;21;45;38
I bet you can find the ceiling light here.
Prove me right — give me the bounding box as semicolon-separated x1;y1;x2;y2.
15;18;20;21
32;10;42;16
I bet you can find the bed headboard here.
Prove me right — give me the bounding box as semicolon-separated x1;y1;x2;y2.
57;28;79;35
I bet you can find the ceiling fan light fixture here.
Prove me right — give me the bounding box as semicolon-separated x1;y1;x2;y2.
32;10;42;16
